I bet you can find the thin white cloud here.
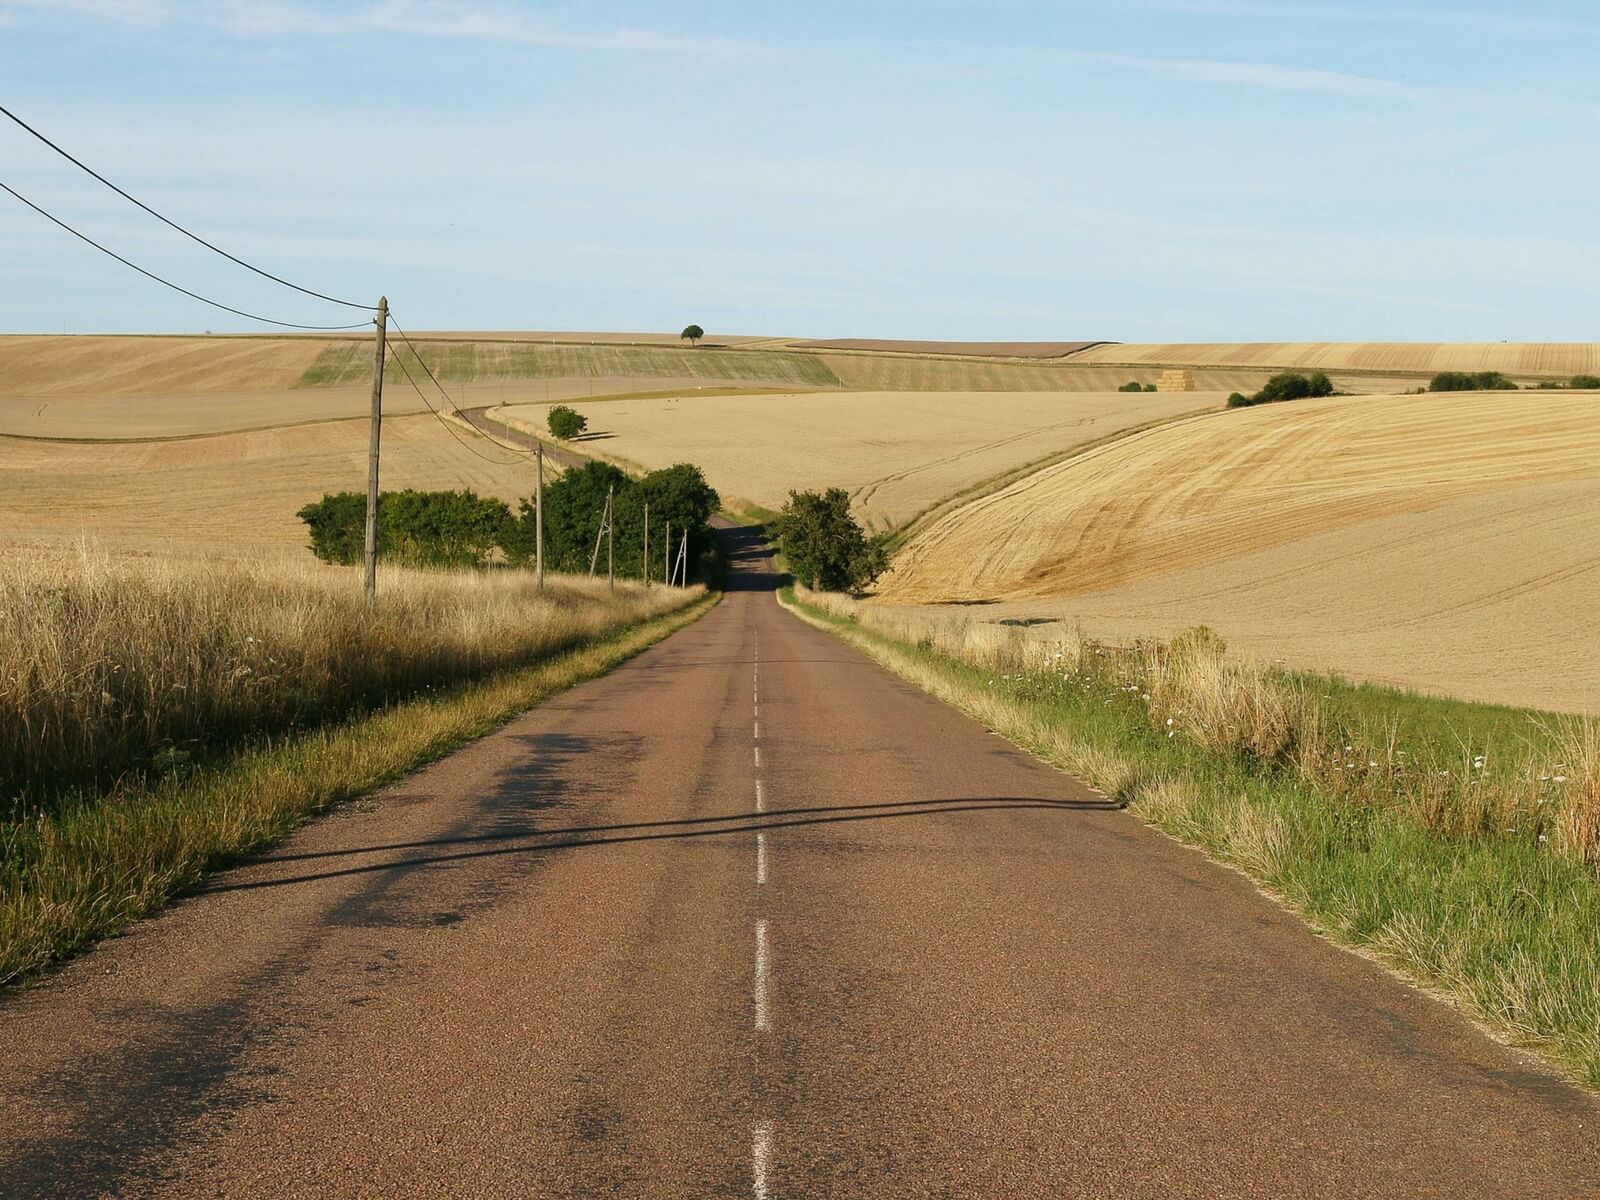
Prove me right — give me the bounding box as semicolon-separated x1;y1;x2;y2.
214;0;761;54
0;0;763;56
1030;47;1413;99
0;0;169;22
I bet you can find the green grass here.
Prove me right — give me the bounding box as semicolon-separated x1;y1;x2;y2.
0;594;716;986
783;589;1600;1086
300;338;1170;394
300;341;841;388
1297;671;1569;772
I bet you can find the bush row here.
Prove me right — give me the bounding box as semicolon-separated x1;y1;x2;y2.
297;461;720;577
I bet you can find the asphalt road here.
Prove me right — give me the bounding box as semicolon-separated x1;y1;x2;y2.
1;528;1596;1198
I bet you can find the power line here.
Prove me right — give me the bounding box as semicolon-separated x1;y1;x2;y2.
387;314;460;413
0;102;371;311
387;311;537;462
386;340;526;466
0;178;373;331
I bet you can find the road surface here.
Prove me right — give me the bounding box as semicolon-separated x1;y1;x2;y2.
1;528;1596;1198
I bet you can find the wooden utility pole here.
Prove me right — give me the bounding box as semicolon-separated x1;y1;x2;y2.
642;502;649;586
607;484;614;589
535;443;545;589
363;296;388;604
664;521;671;586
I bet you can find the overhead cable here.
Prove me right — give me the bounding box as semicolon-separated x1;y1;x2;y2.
0;178;372;331
0;102;372;311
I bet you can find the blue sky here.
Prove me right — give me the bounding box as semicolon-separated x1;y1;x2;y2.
2;1;1598;340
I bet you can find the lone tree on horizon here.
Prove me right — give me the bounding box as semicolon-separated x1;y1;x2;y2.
680;324;705;346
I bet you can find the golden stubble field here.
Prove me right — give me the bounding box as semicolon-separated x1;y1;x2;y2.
1074;341;1600;378
494;389;1217;528
0;414;537;559
877;390;1600;712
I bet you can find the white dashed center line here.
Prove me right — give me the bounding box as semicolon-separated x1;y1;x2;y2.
754;918;772;1031
752;625;774;1196
753;1121;773;1199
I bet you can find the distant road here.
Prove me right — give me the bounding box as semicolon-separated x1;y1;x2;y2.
459;405;589;470
1;528;1596;1197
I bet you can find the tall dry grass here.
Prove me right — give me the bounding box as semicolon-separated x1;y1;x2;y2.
798;587;1600;869
2;548;700;814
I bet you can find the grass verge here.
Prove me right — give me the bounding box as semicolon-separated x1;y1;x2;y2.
781;587;1600;1086
1;593;715;986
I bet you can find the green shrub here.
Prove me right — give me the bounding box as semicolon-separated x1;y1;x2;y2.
1570;374;1600;389
1429;371;1518;392
297;490;511;568
1229;372;1334;408
548;404;588;439
1118;380;1145;393
1143;383;1158;392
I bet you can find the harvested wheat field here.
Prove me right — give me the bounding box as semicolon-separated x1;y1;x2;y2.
878;390;1600;712
796;339;1110;357
0;413;535;559
1073;341;1600;379
0;335;334;397
495;390;1216;528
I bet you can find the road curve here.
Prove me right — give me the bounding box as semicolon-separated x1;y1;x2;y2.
1;529;1596;1198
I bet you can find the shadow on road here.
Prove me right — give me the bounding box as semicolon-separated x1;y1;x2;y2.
199;796;1124;897
716;522;782;592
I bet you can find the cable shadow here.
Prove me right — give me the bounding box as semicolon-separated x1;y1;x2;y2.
200;797;1123;896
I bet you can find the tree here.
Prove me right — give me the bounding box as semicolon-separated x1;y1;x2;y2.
637;462;720;536
500;460;721;580
547;404;588;439
681;324;705;346
773;487;889;593
1118;380;1145;393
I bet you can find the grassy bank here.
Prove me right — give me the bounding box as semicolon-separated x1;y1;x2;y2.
783;587;1600;1085
1;589;713;984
